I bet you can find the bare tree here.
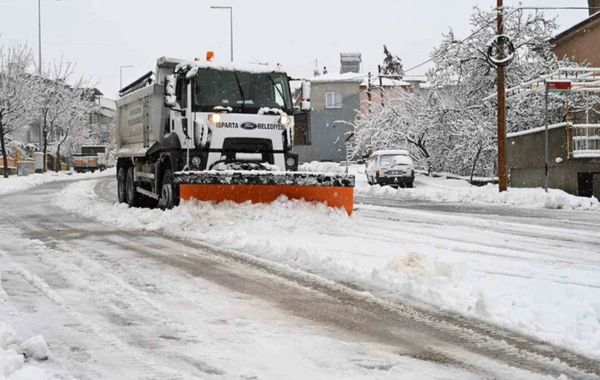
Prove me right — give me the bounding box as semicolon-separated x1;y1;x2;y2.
0;42;40;178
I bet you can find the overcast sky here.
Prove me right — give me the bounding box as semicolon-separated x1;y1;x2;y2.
0;0;589;98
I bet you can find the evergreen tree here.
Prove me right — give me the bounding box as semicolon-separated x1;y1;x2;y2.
381;45;404;78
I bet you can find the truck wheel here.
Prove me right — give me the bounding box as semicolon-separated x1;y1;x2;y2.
158;169;176;210
126;166;139;207
117;166;127;203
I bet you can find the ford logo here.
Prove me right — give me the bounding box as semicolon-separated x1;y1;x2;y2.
240;122;257;130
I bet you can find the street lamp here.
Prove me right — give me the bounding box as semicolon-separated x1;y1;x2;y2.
210;6;233;62
37;0;61;167
120;65;133;90
38;0;61;76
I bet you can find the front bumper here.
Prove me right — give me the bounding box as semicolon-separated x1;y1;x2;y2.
375;176;413;186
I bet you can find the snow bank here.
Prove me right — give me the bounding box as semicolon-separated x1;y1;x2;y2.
0;323;50;379
0;168;115;197
351;165;600;211
55;179;600;359
299;161;345;174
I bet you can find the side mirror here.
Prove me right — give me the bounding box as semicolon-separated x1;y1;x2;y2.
301;81;311;111
301;100;311;111
164;74;176;108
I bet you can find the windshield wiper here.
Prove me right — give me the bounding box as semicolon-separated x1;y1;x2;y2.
232;70;246;112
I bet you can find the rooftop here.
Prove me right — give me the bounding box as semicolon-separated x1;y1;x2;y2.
550;11;600;44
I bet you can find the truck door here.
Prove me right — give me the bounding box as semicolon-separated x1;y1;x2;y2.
171;76;194;149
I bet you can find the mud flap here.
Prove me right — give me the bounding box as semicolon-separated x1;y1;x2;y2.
174;171;355;215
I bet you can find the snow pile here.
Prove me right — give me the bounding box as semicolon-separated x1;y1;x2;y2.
19;336;49;361
0;168;114;197
351;165;600;211
0;324;49;379
299;161;345;174
55;179;600;359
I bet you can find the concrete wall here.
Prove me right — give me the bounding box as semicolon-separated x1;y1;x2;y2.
293;81;360;163
552;14;600;67
507;126;600;198
358;85;409;115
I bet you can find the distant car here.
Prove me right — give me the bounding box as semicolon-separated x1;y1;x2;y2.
365;150;415;188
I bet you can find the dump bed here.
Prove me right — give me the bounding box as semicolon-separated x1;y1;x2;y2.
115;83;167;157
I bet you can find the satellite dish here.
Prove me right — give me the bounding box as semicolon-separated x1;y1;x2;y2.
486;34;515;67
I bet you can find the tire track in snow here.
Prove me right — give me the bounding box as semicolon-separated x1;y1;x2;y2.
88;176;600;378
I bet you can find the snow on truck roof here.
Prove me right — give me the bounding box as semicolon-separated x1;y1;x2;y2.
369;149;410;157
173;59;286;75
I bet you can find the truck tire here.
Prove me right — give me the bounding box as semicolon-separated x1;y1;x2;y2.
126;166;139;207
158;169;176;210
117;166;127;203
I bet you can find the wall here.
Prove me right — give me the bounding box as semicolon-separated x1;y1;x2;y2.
552;14;600;67
293;81;360;163
359;85;409;115
507;125;600;197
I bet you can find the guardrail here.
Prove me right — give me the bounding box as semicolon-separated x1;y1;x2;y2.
570;124;600;158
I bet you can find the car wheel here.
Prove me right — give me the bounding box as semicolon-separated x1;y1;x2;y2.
407;181;414;188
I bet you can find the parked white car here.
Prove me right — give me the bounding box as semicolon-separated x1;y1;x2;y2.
365;150;415;188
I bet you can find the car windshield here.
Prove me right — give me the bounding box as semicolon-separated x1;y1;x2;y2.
380;154;410;166
192;68;292;113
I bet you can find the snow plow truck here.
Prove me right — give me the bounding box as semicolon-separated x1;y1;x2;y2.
115;55;355;214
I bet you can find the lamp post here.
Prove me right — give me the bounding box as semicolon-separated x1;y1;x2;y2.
210;6;233;62
119;65;133;90
37;0;61;170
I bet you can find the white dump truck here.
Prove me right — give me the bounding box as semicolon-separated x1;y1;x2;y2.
72;145;107;173
115;55;354;213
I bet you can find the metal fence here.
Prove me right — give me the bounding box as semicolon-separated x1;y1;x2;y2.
571;124;600;157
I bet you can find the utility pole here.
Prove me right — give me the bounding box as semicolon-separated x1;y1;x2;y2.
544;81;549;192
496;0;507;192
367;72;372;104
378;65;384;107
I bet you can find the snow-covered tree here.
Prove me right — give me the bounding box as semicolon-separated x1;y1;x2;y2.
53;84;96;171
352;7;582;179
381;45;404;78
0;42;40;178
39;58;96;171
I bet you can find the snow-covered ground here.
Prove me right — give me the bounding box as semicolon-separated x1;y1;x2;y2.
0;321;53;380
0;169;114;197
349;165;600;211
54;177;600;362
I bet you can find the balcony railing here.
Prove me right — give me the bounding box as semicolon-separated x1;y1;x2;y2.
571;124;600;158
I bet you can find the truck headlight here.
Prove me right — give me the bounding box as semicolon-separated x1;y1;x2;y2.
279;115;291;125
208;113;221;123
286;157;296;167
191;156;201;168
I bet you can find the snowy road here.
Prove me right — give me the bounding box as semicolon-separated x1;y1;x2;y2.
0;177;599;379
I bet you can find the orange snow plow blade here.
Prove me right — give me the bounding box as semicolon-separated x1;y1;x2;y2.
176;171;355;215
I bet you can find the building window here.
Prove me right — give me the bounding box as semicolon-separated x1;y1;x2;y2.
325;92;342;109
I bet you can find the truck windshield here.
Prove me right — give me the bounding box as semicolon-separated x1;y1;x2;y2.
193;68;293;113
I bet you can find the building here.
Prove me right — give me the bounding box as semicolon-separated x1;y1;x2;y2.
359;76;411;115
507;123;600;198
91;96;117;144
293;72;362;163
506;67;600;198
551;1;600;66
23;88;115;146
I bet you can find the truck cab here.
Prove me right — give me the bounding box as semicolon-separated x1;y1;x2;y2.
115;56;313;209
